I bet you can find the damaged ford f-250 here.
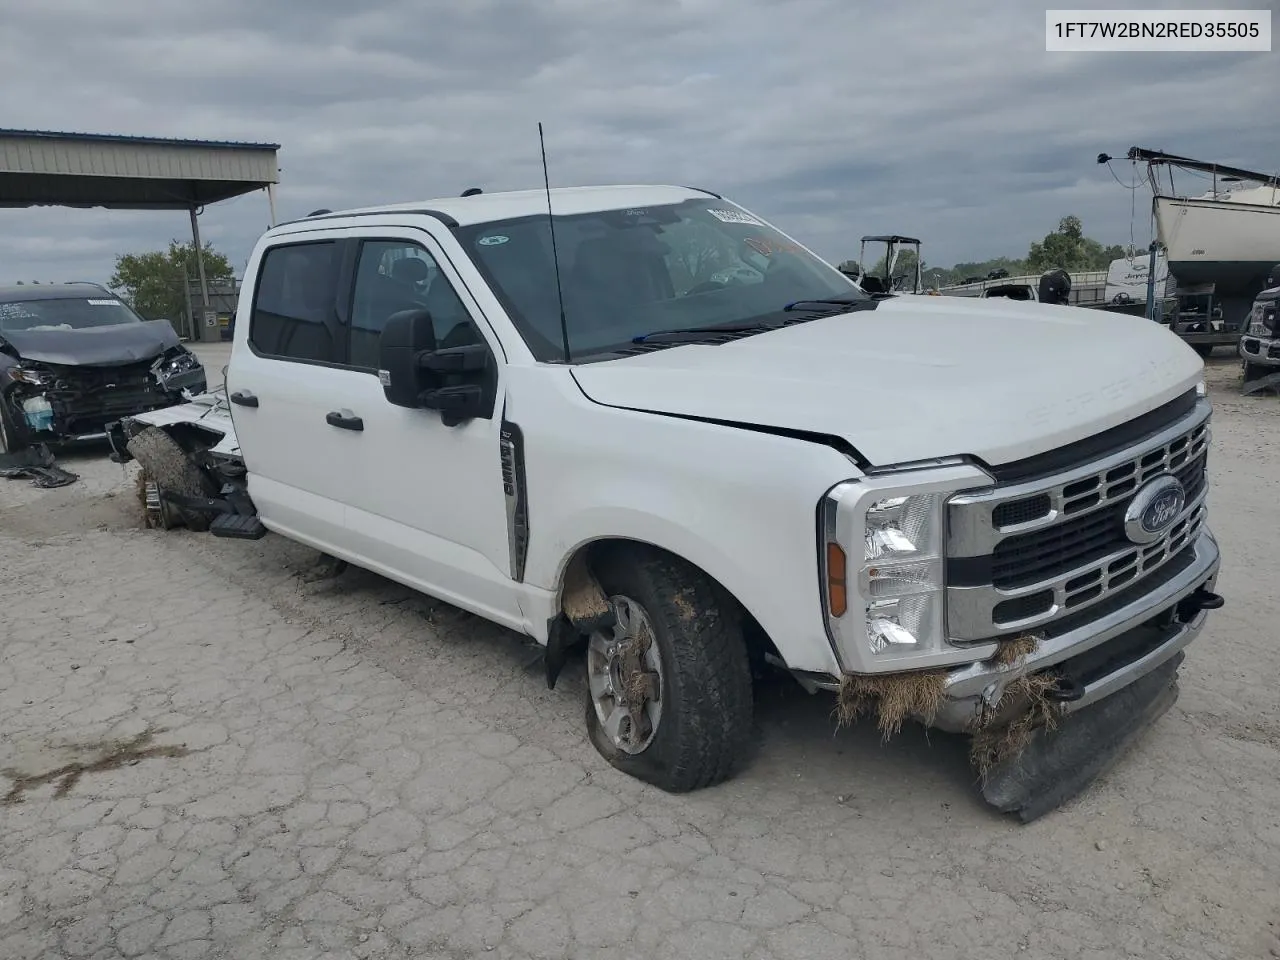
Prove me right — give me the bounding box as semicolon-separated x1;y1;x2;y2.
110;186;1223;821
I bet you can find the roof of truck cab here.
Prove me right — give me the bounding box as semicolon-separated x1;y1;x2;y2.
272;184;721;233
0;282;112;303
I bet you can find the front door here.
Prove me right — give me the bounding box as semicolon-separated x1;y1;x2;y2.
329;229;523;630
226;236;357;552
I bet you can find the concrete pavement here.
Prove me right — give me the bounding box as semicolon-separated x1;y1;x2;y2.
0;357;1277;960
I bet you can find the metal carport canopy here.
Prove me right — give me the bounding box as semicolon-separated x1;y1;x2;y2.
0;128;280;337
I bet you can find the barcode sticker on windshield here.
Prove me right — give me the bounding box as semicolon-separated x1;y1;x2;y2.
707;208;763;226
87;299;118;305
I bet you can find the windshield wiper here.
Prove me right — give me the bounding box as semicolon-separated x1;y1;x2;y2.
631;323;775;344
630;298;877;346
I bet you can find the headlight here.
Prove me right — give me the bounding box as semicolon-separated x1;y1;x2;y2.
153;349;202;381
820;462;999;673
7;366;50;385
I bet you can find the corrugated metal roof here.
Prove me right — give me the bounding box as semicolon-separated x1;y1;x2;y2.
0;128;280;151
0;129;281;208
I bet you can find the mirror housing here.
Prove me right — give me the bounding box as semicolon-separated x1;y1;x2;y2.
378;308;436;408
378;311;498;425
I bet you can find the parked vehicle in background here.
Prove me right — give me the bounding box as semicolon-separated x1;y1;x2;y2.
0;283;205;452
111;184;1223;821
1239;264;1280;387
938;268;1109;306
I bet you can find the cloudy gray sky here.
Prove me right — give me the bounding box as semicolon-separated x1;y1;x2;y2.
0;0;1274;285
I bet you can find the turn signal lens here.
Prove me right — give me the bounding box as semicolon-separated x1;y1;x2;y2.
826;542;847;617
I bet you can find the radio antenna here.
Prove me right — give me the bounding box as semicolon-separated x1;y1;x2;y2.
539;122;572;364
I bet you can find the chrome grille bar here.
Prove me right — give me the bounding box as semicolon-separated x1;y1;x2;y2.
948;399;1212;558
948;501;1207;641
946;398;1212;642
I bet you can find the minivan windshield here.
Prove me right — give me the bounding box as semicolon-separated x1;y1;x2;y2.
0;296;143;334
456;199;868;361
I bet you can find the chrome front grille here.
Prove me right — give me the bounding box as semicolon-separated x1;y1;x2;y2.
946;398;1212;642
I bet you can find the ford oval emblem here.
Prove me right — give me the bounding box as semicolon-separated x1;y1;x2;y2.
1123;475;1186;545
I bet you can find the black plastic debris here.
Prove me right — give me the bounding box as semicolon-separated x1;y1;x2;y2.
980;653;1183;823
0;443;79;488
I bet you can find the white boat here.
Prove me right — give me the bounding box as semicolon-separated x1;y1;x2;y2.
1116;148;1280;327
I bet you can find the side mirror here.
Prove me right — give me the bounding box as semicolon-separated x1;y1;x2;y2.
377;310;498;425
378;309;436;408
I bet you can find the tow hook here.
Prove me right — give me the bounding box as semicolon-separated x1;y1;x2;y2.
1176;588;1224;621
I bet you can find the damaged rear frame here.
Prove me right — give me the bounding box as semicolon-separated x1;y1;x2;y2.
106;389;265;537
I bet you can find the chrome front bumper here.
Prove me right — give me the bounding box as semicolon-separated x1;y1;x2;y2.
931;528;1220;733
1240;334;1280;367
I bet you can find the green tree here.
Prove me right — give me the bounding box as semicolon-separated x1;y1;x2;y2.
1025;216;1124;273
108;240;233;322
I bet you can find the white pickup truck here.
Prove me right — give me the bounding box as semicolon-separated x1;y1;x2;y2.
110;185;1223;820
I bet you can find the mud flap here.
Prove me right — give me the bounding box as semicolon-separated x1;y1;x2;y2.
980;653;1183;823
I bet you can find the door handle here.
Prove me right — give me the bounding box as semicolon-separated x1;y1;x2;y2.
229;390;259;408
326;409;364;432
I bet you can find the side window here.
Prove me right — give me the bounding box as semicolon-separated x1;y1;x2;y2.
348;239;482;370
249;241;340;363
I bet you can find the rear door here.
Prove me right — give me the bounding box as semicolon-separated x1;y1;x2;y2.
226;235;360;552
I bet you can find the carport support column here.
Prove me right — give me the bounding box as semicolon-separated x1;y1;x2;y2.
189;205;211;341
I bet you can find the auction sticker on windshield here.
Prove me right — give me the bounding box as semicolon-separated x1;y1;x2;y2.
707;208;764;226
87;299;119;305
478;235;509;246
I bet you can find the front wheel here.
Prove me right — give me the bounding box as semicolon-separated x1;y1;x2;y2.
0;398;27;454
1192;343;1214;358
584;547;753;792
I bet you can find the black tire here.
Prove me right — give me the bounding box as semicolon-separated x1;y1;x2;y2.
584;546;753;792
125;426;217;532
1192;343;1214;358
0;397;27;454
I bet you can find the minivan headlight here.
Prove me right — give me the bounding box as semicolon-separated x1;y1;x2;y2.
820;463;999;674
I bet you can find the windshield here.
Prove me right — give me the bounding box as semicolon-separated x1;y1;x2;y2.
0;296;143;334
456;198;867;361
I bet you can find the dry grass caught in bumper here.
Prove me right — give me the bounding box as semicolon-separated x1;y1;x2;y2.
833;632;1058;771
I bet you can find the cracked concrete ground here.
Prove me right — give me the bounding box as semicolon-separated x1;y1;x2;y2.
1;351;1278;960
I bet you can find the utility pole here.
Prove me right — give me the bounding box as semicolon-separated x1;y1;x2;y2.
189;205;212;341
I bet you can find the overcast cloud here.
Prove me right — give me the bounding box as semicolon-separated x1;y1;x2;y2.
0;0;1274;284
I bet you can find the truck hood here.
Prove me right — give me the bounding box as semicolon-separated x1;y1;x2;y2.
0;319;181;367
570;295;1205;468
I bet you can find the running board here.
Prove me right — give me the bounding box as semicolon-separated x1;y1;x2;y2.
210;514;268;540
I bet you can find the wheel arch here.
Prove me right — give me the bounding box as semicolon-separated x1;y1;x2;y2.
549;534;782;671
